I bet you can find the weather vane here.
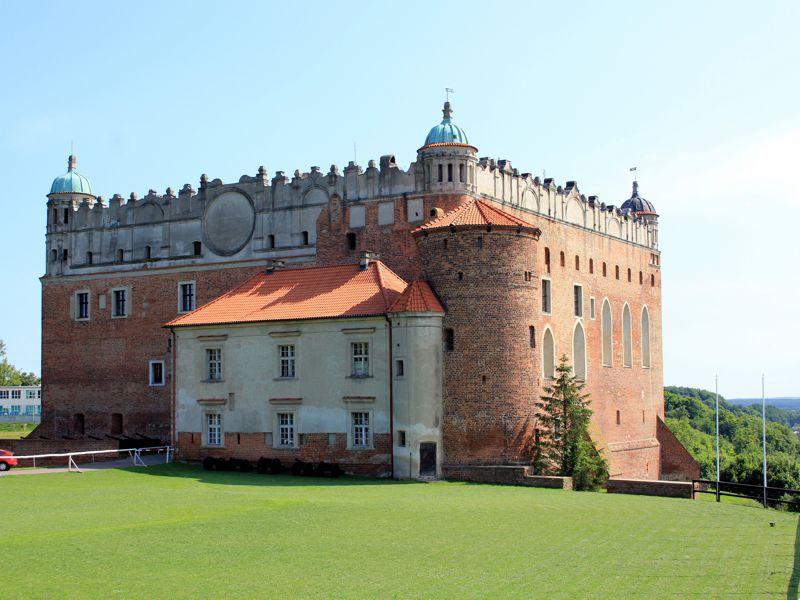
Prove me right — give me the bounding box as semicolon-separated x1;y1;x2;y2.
445;87;454;102
629;166;637;182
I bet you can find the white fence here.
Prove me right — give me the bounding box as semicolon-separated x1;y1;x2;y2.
8;446;173;472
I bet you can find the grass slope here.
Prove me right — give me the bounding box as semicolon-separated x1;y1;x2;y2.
1;464;798;599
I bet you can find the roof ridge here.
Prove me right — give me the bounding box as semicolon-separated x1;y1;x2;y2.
372;261;390;310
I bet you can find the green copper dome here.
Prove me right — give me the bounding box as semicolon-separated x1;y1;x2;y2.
50;155;93;195
424;102;469;146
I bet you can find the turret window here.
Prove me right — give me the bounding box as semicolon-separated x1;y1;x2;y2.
447;163;453;182
63;208;69;224
459;164;465;182
437;164;443;182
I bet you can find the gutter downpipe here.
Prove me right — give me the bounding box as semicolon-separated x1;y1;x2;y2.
385;313;394;479
170;327;177;449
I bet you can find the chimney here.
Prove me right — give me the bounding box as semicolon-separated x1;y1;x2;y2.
359;250;380;270
265;259;285;274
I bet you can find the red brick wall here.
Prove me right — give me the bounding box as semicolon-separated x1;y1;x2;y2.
41;263;264;440
177;432;391;477
417;227;541;465
657;416;701;481
315;193;470;280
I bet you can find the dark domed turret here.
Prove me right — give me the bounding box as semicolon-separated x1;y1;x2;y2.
621;181;657;216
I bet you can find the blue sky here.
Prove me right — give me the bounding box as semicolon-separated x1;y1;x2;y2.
2;1;798;397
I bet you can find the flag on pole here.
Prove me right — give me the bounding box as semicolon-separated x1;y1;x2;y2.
629;167;637;172
445;88;454;101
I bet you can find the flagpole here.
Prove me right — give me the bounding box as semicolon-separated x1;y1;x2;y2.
762;373;768;508
715;375;720;502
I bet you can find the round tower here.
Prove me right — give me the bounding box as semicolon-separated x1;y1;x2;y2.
46;155;95;275
417;102;478;194
413;199;542;466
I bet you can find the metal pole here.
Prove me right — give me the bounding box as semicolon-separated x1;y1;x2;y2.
715;375;720;502
762;374;768;508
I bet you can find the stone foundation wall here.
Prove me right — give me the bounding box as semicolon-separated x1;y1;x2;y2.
606;478;693;498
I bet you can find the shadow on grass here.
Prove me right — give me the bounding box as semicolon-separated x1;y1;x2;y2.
119;462;422;489
789;517;800;600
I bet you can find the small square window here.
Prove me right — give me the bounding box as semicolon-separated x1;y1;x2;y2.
149;361;165;386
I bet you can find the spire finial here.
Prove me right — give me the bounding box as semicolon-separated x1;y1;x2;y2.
68;155;77;171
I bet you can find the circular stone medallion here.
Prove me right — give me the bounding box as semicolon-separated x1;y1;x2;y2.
202;190;255;256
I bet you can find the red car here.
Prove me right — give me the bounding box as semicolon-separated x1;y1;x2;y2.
0;449;18;471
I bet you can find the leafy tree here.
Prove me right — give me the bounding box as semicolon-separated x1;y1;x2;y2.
0;340;40;386
536;355;608;490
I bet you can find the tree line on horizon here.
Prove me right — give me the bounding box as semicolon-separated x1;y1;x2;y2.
664;386;800;492
0;340;40;387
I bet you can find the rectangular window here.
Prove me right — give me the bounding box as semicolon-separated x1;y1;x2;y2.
179;282;196;313
206;348;222;381
351;342;369;377
444;328;454;352
278;412;295;447
0;390;8;399
351;411;371;448
206;413;222;446
149;360;165;386
398;430;407;447
590;297;596;320
76;292;90;320
10;405;20;415
279;344;296;378
574;285;583;317
34;405;42;416
11;390;21;399
395;359;404;377
25;405;35;416
112;288;127;317
542;279;551;314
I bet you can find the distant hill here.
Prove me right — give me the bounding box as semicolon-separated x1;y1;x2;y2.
729;397;800;410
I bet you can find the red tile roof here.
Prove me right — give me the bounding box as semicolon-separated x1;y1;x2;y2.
388;280;445;314
167;261;412;327
412;198;541;236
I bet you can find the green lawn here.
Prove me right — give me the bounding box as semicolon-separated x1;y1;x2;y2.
0;422;35;439
1;464;798;599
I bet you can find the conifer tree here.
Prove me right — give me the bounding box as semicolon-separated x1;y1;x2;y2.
536;354;608;490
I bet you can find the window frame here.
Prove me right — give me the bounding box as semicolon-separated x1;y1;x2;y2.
275;411;297;448
149;360;165;387
206;348;223;382
178;281;196;314
111;287;129;318
541;278;552;315
75;290;90;321
349;410;373;449
350;341;370;378
204;412;223;447
278;344;296;379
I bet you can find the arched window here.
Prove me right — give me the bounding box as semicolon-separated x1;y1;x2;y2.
573;322;586;381
602;299;612;367
542;328;555;379
622;303;632;367
641;306;651;368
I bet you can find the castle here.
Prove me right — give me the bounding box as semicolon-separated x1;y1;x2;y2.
39;101;678;480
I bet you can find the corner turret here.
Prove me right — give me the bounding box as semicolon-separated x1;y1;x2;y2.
417;102;478;194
